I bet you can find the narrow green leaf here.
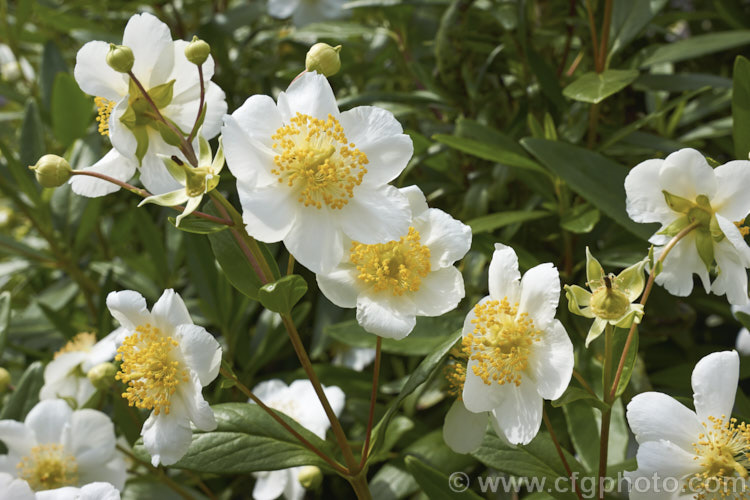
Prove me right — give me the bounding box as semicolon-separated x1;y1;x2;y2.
613;326;639;398
404;455;484;499
733;56;750;160
0;292;9;358
433;134;548;174
19;99;45;178
467;210;551;234
167;216;228;235
258;275;308;314
0;362;44;421
208;229;264;301
609;0;669;55
39;41;68;111
51;73;91;147
640;30;750;68
552;386;609;412
560;204;601;234
563;70;639;104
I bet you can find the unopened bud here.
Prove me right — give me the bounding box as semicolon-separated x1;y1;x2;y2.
0;367;10;394
305;43;341;77
297;466;323;490
87;362;118;390
29;155;72;188
185;36;211;66
106;44;134;73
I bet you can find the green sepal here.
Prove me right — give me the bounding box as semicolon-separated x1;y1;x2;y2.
613;304;644;329
710;215;725;242
585;247;604;289
147;79;176;109
564;284;594;318
199;135;212;166
657;215;690;237
138;189;190;208
133;126;150;165
695;229;715;272
176;196;202;227
119;104;137;129
189;104;207;142
616;258;648;303
585;317;607;347
155;121;183;147
160;154;187;184
211;139;225;175
662;190;694;213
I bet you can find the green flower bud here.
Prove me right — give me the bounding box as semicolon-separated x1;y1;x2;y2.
297;465;323;490
305;43;342;77
589;279;631;321
87;362;118;390
0;367;10;394
185;36;211;66
106;44;134;73
29;155;72;188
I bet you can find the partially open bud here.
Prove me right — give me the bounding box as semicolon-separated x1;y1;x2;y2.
106;44;134;73
297;465;323;490
589;278;631;321
185;36;211;66
0;367;10;394
87;362;118;390
29;155;72;188
305;43;342;77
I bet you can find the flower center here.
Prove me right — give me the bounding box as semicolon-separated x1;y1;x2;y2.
688;415;750;499
444;348;468;400
736;221;750;237
115;324;188;416
17;443;78;491
349;227;431;296
95;97;115;136
464;297;541;387
54;332;96;358
271;113;368;210
589;281;631;321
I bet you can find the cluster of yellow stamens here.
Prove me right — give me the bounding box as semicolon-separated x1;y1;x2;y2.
17;443;78;491
54;332;96;358
688;415;750;499
735;221;750;237
444;347;468;400
464;297;541;387
94;96;115;136
115;324;188;416
271;113;368;209
349;227;431;296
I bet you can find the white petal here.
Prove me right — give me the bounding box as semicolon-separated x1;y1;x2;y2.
691;350;739;424
139;149;184;195
658;148;717;201
654;233;710;297
221;102;280;186
77;458;126;493
489;380;543;445
151;289;192;331
106;290;150;331
625;469;685;500
737;328;750;356
415;208;472;269
197;82;227;140
175;324;221;386
74;41;128;100
253;470;288;500
527;319;573;400
25;399;71;445
238;184;297;243
0;473;34;500
633;439;700;476
338;106;412;186
442;399;487;454
461;360;507;413
624;158;673;224
0;421;34;457
141;411;193;466
487;243;521;302
79;482;122;500
69;149;138;198
283;468;306;500
82;329;121;372
122;13;174;86
356;292;416;339
410;267;465;316
332;347;376;371
283;209;344;274
518;262;560;331
316;267;360;309
251;379;289;405
461;296;488;336
626;392;703;450
277;72;340;122
716;213;750;265
712;240;750;306
63;409;116;470
712;160;750;221
166;40;216;102
400;185;429;216
107;99;137;159
175;373;217;431
339;185;411;244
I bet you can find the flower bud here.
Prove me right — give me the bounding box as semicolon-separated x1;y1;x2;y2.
590;279;631;321
29;155;72;188
305;43;342;77
0;367;10;394
185;36;211;66
297;465;323;490
87;362;118;390
106;44;134;73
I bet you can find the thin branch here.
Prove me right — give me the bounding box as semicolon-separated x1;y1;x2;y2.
572;369;597;398
543;409;585;500
187;64;205;143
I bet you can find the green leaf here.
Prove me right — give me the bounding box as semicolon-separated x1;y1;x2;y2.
612;326;639;398
207;228;265;301
155;120;183;147
141;403;338;473
39;41;68;111
258;275;308;314
560;204;601;234
51;73;91;147
19;99;45;176
552;386;609;412
467;210;551;234
609;0;669;55
0;361;44;421
404;455;484;499
521;138;656;241
433;134;549;174
0;292;9;358
640;30;750;68
563;70;639;104
168;216;228;234
733;56;750;160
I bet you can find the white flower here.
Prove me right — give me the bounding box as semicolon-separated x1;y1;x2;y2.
0;44;34;82
268;0;348;26
0;400;126;492
106;288;222;466
70;12;227;197
221;72;413;274
625;148;750;306
625;351;750;498
249;379;345;500
733;304;750;355
0;472;34;500
317;186;471;339
36;482;121;500
332;346;376;371
456;243;573;445
39;330;120;407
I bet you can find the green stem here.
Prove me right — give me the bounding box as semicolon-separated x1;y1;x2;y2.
348;472;373;500
597;324;614;499
543;408;585;500
359;337;382;468
187;65;205;143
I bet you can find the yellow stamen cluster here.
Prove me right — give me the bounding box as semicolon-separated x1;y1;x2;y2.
349;227;431;296
17;443;78;491
271;113;368;209
444;348;468;400
688;415;750;499
735;221;750;237
54;332;96;359
115;324;188;416
95;96;115;136
464;297;541;387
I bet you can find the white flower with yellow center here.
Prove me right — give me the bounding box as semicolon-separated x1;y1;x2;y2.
70;12;227;197
0;400;126;492
625;351;750;498
39;329;121;407
268;0;348;26
221;72;412;274
317;186;471;339
456;244;573;445
0;472;34;499
249;379;344;500
625;148;750;306
106;289;222;466
35;482;121;500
